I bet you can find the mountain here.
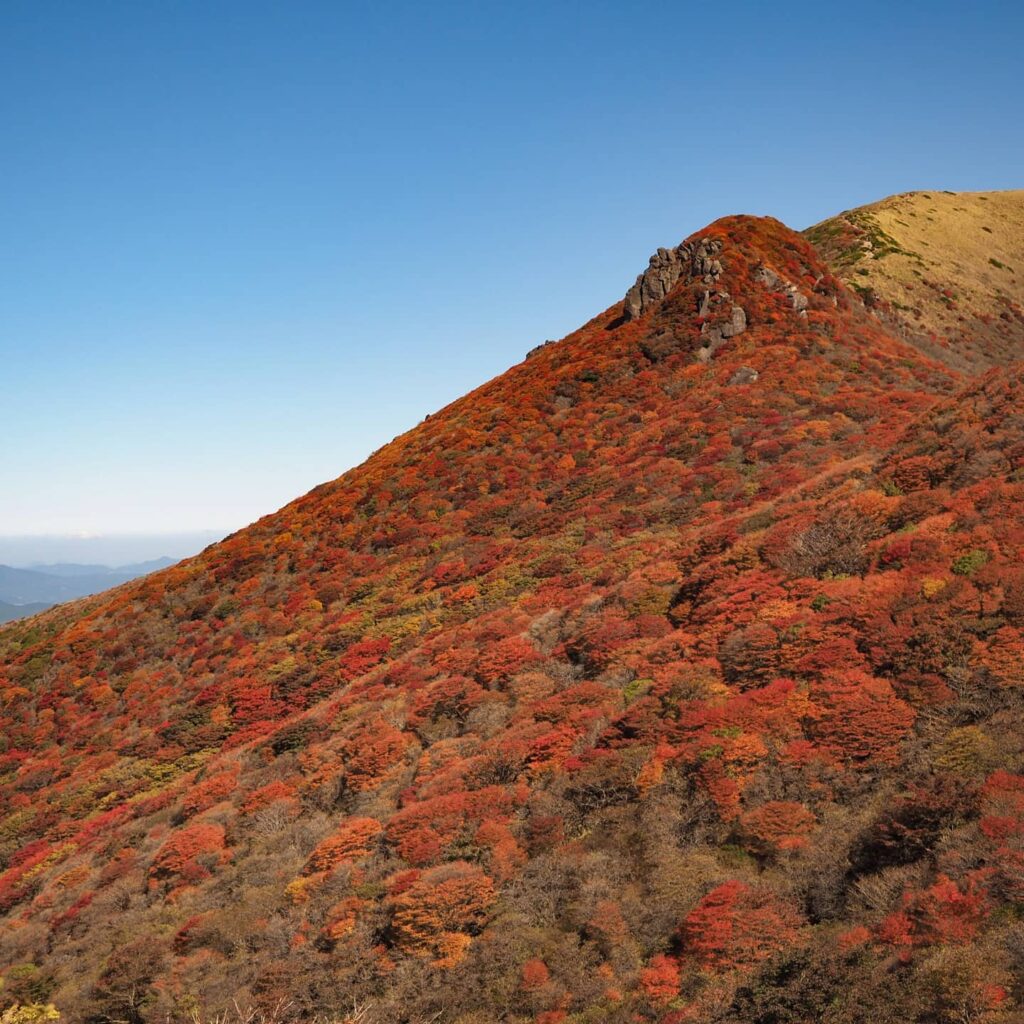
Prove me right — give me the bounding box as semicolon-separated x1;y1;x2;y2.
2;196;1024;1023
0;600;49;625
24;559;176;579
0;559;177;621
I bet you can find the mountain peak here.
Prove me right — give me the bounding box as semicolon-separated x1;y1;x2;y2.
614;215;845;366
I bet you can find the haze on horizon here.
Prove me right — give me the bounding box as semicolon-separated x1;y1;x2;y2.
3;0;1022;539
0;531;226;568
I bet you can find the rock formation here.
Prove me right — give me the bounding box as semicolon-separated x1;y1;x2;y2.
623;237;725;319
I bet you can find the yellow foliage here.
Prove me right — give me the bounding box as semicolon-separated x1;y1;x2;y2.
0;1007;60;1023
285;874;321;905
54;865;90;890
934;726;997;774
635;755;665;795
432;931;472;968
758;599;800;622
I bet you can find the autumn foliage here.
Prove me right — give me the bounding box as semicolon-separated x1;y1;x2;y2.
304;817;382;873
386;862;495;967
679;881;804;972
2;211;1024;1022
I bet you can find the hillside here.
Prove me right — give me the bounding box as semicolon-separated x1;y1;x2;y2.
806;189;1024;371
2;204;1024;1024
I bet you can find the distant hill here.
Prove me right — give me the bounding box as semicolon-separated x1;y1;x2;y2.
0;557;175;620
24;558;174;578
0;599;49;624
0;531;224;567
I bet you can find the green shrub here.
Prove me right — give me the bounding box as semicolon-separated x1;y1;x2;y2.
951;549;988;576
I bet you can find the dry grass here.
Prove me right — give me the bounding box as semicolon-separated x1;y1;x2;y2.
183;1001;354;1024
805;189;1024;369
181;1001;440;1024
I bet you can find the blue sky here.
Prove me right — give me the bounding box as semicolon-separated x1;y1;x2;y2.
2;0;1022;541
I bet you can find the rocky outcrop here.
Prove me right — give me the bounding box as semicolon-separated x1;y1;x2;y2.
625;234;761;364
624;238;725;320
526;339;557;360
754;263;809;315
697;303;747;362
728;365;759;385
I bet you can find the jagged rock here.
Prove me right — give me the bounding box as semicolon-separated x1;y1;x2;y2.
628;237;745;364
728;366;759;385
700;257;723;282
754;265;784;290
624;237;724;320
696;308;746;362
724;305;747;337
697;288;734;317
698;304;747;351
754;263;809;314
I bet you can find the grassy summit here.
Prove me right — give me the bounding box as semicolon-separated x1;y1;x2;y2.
806;189;1024;370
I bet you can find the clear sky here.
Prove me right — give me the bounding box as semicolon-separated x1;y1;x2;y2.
3;0;1022;541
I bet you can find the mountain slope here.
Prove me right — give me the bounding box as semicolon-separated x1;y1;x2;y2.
806;189;1024;371
2;209;1024;1023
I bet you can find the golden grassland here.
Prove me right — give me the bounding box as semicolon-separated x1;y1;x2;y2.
806;189;1024;369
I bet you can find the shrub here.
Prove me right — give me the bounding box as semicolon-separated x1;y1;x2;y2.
680;880;805;971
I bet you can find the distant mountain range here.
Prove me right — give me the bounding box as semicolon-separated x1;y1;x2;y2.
0;557;175;620
0;599;50;624
0;530;224;567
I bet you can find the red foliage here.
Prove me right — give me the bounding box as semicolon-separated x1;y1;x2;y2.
520;958;550;992
837;925;871;952
385;786;520;866
738;800;816;855
912;874;988;945
305;817;383;873
474;636;542;687
810;671;915;765
182;767;239;817
387;861;496;966
341;717;409;791
322;896;366;941
980;771;1024;899
679;881;804;971
876;875;988;954
4;208;1024;1014
639;953;681;1004
240;779;299;814
150;823;230;890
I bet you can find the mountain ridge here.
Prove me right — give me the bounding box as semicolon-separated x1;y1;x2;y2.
805;189;1024;372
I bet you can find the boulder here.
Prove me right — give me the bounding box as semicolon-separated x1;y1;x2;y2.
728;366;759;385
